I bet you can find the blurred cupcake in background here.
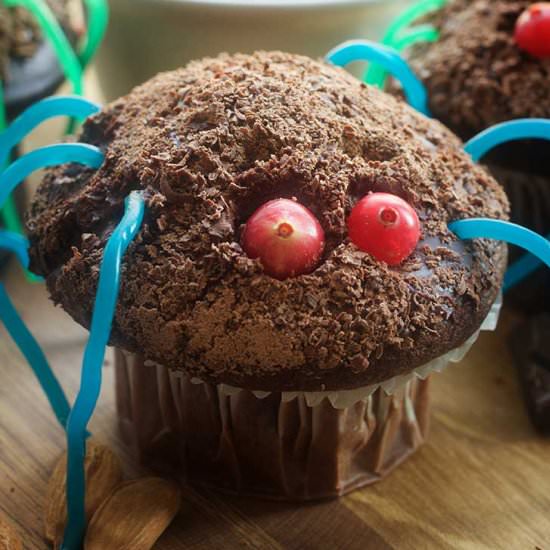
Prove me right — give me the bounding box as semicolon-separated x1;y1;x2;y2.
1;0;81;118
383;0;550;314
0;0;107;270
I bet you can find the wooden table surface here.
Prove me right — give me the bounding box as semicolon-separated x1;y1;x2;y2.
1;262;549;550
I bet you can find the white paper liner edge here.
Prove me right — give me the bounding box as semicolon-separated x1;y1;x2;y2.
157;293;502;410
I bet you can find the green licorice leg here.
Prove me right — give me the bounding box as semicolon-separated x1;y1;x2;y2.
79;0;109;68
69;0;109;135
364;0;447;88
0;81;26;265
366;25;440;89
392;25;440;51
382;0;447;46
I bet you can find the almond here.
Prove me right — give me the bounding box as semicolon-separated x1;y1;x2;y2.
0;514;22;550
44;440;123;546
84;477;181;550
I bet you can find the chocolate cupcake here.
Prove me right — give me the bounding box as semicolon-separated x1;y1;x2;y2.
389;0;550;312
0;1;72;72
26;51;508;499
396;0;550;139
0;1;82;270
0;1;78;118
488;165;550;311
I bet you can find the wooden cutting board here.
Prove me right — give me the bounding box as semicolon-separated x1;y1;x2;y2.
1;263;549;550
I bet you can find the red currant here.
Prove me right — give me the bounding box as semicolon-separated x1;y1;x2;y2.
241;199;325;280
515;3;550;58
347;192;420;265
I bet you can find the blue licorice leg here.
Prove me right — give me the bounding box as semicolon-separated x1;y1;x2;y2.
0;140;104;429
0;230;28;266
449;219;550;289
463;119;550;287
326;40;430;116
62;191;145;550
0;230;71;427
464;119;550;162
0;96;101;166
0;143;104;208
0;98;101;281
0;286;71;427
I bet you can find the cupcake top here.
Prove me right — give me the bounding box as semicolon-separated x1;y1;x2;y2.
27;51;508;391
399;0;550;139
0;1;72;79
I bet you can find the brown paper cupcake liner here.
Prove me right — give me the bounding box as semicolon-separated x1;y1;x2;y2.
115;351;431;500
113;296;501;500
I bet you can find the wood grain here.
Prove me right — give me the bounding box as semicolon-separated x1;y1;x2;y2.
1;262;549;549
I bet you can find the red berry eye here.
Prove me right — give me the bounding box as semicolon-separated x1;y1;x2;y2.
515;3;550;58
241;198;325;280
347;192;420;266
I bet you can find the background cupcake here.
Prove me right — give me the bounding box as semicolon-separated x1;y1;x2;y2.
0;0;107;272
0;0;80;118
26;51;508;499
386;0;550;314
0;1;70;70
396;0;549;139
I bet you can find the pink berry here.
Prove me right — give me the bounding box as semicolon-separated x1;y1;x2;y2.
241;199;325;280
347;192;420;266
515;3;550;58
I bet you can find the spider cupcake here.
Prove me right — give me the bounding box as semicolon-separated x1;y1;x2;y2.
23;49;509;500
375;0;550;433
2;41;549;548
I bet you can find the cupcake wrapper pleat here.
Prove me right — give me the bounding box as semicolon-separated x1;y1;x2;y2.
115;350;430;500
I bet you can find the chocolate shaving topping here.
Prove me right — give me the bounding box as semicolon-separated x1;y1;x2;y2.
26;51;508;391
394;0;550;140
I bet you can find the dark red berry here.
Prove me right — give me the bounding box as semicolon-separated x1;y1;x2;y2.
241;199;325;280
347;192;420;265
515;3;550;58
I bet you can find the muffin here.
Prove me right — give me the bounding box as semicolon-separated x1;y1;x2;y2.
396;0;550;139
488;165;550;310
26;51;508;499
390;0;550;313
0;1;94;271
0;1;71;73
0;0;79;118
